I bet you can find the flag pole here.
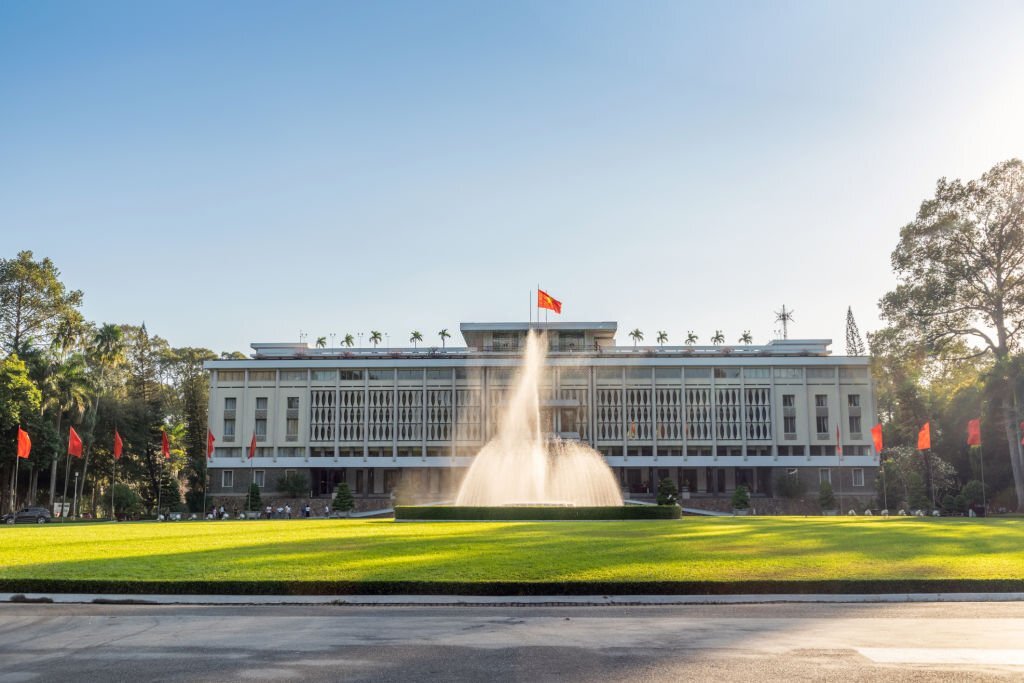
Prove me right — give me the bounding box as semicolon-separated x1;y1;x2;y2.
11;450;19;514
111;457;116;521
926;448;936;511
979;442;987;512
156;454;162;521
60;449;71;523
202;457;208;521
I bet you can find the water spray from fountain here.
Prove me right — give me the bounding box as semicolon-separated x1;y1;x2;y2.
455;331;623;506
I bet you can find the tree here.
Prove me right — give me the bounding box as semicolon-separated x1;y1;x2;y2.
711;330;725;345
845;307;865;356
342;334;355;348
220;351;247;360
245;481;262;512
685;331;698;345
879;159;1024;510
438;329;451;348
656;331;668;346
410;331;423;348
629;329;643;346
731;484;750;510
332;482;354;515
0;354;42;511
818;481;836;512
0;251;83;354
161;346;217;513
961;479;985;508
278;471;310;498
111;482;142;518
739;331;753;344
44;353;91;508
315;336;326;349
369;331;382;348
656;477;678;505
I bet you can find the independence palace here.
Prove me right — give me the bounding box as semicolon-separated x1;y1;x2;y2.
204;321;878;510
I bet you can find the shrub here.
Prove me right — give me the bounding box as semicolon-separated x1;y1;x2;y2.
394;506;682;521
941;494;957;514
960;480;985;507
774;471;805;500
112;484;143;517
818;481;836;511
657;478;678;506
731;485;750;510
245;483;262;512
333;483;355;514
277;471;310;498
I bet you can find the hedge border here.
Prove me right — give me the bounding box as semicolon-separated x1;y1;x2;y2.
394;506;681;521
2;578;1024;596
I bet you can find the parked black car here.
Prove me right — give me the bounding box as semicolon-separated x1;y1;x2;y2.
3;507;51;524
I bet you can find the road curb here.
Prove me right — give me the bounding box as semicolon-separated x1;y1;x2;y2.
4;592;1024;606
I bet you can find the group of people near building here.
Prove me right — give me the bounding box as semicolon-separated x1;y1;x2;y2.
206;503;333;520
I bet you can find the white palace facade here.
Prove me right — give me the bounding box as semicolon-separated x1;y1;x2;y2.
204;321;878;508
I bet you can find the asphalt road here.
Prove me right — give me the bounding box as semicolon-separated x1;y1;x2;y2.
1;602;1023;681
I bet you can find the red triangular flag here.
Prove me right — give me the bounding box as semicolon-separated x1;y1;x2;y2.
207;430;216;459
113;429;123;460
68;426;83;457
917;422;931;450
870;423;883;453
248;433;256;459
966;418;981;447
161;430;170;460
17;427;31;459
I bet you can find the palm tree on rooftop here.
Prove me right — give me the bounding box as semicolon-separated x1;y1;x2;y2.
315;336;326;349
739;331;753;345
438;328;451;348
712;330;725;345
656;331;668;346
629;329;644;347
342;334;354;348
369;331;382;348
685;331;698;345
410;331;423;348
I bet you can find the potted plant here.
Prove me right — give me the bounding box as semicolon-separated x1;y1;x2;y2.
731;485;750;515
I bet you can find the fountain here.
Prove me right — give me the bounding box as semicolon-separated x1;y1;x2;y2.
454;331;623;507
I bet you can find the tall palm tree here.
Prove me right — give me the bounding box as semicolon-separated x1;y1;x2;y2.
739;331;753;344
369;331;383;348
342;334;355;348
315;336;327;349
711;330;725;345
685;331;698;345
438;329;451;348
78;323;126;513
629;329;644;347
656;331;668;346
410;331;423;348
45;353;92;507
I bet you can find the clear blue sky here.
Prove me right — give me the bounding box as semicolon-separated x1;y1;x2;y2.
2;1;1023;353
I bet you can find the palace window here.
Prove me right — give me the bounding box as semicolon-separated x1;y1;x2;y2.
849;415;862;434
254;470;265;488
852;468;865;487
784;416;797;434
819;468;831;484
848;394;860;408
221;470;234;489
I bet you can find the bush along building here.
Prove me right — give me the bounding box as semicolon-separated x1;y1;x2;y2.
204;321;878;512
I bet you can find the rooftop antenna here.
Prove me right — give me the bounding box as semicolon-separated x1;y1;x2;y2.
774;305;795;340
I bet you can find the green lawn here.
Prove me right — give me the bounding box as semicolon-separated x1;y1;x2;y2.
2;517;1023;594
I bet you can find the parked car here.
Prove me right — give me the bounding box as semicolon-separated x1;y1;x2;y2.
3;507;52;524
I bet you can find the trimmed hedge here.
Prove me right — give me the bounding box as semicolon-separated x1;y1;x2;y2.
394;505;681;521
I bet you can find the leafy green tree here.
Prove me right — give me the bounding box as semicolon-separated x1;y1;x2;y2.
879;159;1024;510
961;480;985;507
438;329;451;348
0;250;83;354
731;484;750;510
342;334;355;348
278;471;310;498
656;331;668;346
332;482;354;515
43;353;91;508
711;330;725;345
161;346;217;512
111;483;143;518
369;331;382;347
410;331;423;348
220;351;247;360
315;336;326;349
656;477;678;505
0;354;42;511
685;331;698;345
818;481;836;511
739;331;753;345
245;482;262;512
845;307;865;356
629;329;643;346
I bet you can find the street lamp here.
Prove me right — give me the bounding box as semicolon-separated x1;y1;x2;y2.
73;471;79;519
